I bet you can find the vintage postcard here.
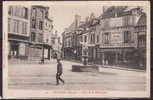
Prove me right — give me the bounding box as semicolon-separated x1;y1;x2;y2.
3;1;150;99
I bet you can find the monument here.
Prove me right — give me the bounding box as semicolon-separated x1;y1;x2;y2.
72;42;99;72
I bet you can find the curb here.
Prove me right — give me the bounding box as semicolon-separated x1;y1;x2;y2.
97;65;145;72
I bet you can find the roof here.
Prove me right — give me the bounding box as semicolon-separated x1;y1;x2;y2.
100;6;144;19
46;18;53;22
32;5;49;10
136;13;146;26
101;6;128;19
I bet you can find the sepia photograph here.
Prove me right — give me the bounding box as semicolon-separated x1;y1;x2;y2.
3;1;150;98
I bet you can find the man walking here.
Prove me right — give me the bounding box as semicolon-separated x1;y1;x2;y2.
56;59;65;85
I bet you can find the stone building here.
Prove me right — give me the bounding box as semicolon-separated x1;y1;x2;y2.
62;14;81;59
8;6;30;60
62;30;73;59
29;5;53;61
135;13;146;67
97;6;145;66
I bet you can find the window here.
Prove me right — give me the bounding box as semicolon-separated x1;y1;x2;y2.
138;35;145;46
8;18;11;32
24;23;27;34
39;21;43;30
90;34;95;44
32;8;36;18
104;33;110;44
81;36;83;42
8;6;13;15
97;35;99;43
90;34;92;43
21;7;25;18
31;32;36;41
93;34;95;43
16;20;19;33
84;35;87;42
32;19;36;28
15;6;18;16
22;22;27;34
124;31;131;43
13;20;17;33
39;9;43;18
13;20;20;33
24;7;28;19
45;12;48;18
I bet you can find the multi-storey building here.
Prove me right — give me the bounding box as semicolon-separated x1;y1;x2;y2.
135;13;146;66
97;6;145;66
62;14;81;59
29;5;53;61
8;6;30;60
87;18;100;63
62;6;146;67
62;30;73;59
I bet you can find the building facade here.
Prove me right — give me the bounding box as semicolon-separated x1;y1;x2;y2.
62;14;81;60
29;5;53;61
8;6;30;60
135;13;146;67
97;7;145;66
62;6;146;67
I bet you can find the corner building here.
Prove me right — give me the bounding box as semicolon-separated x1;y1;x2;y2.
98;7;145;66
29;5;53;61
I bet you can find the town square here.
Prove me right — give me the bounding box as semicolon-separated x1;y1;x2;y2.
3;1;150;98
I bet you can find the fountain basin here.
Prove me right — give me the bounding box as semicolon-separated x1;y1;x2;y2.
72;65;99;72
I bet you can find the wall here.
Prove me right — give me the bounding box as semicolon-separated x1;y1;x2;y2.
8;6;30;37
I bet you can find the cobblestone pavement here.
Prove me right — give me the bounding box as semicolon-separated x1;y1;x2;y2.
8;59;146;91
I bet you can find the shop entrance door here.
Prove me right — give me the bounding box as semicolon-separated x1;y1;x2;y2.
10;42;19;58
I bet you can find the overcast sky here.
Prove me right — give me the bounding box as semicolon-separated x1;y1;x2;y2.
48;5;103;37
46;2;147;38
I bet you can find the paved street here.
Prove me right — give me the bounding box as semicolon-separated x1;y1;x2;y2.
8;60;146;91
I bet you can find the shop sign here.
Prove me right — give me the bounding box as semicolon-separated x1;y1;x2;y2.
111;33;122;44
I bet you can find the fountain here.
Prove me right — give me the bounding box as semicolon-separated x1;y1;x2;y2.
72;43;99;72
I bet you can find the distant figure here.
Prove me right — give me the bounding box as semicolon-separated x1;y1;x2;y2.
56;59;64;85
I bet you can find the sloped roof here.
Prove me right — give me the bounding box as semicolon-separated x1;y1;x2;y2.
101;6;128;19
137;13;146;26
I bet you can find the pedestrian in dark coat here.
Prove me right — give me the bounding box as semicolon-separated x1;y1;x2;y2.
56;59;64;85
